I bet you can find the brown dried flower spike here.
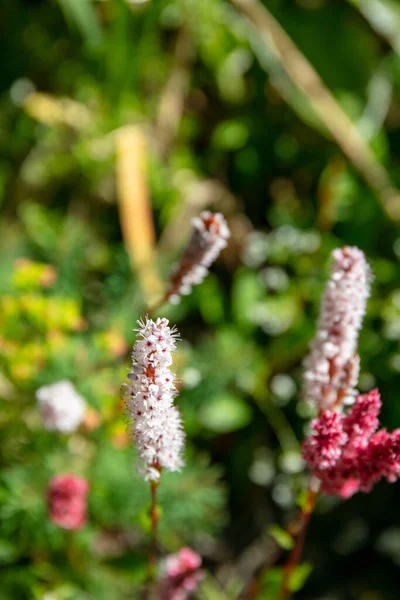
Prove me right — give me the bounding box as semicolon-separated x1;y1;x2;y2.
166;211;230;304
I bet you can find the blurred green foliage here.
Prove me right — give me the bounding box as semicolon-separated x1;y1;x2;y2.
2;0;400;598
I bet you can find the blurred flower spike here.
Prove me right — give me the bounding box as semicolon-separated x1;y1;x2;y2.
166;211;230;304
123;317;185;481
303;389;400;498
36;380;86;434
47;474;89;530
159;547;204;600
304;246;370;410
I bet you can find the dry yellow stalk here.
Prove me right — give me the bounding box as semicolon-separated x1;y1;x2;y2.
115;125;163;307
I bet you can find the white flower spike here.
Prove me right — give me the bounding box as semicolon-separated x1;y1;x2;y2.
124;317;185;481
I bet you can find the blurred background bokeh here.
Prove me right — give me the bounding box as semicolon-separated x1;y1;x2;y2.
2;0;400;598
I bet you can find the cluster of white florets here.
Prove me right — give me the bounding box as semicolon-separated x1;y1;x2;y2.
124;317;185;481
36;380;86;434
168;212;230;304
304;247;370;410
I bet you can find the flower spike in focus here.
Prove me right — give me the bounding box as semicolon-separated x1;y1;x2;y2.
123;317;185;481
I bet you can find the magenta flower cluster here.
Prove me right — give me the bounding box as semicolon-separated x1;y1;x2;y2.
47;473;89;530
303;389;400;498
158;547;204;600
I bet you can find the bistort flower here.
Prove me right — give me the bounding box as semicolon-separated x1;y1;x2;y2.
304;246;370;410
166;211;230;304
36;380;86;434
158;547;204;600
302;389;400;498
123;317;185;481
47;473;89;530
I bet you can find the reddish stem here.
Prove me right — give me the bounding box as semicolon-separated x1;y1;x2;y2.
144;476;161;600
237;544;283;600
279;487;318;600
238;484;318;600
148;480;160;581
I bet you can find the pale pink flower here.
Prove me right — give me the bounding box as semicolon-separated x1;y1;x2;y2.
47;474;89;530
159;547;204;600
304;246;370;410
123;317;185;481
302;389;400;498
167;212;230;304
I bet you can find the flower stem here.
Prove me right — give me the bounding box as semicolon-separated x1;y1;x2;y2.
238;482;318;600
147;479;160;592
279;485;318;600
237;544;283;600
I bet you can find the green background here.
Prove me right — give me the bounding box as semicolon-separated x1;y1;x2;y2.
2;0;400;598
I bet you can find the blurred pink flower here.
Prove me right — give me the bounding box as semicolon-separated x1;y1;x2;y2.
159;547;204;600
47;474;89;530
303;390;400;498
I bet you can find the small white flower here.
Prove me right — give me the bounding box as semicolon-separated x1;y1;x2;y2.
124;317;185;481
36;380;86;434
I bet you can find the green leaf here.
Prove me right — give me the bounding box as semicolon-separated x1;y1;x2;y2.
260;566;284;596
212;120;249;150
0;540;17;564
288;562;313;592
57;0;103;48
196;276;225;325
199;393;253;433
268;525;294;551
232;269;265;331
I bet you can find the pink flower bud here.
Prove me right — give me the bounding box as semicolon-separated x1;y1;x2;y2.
159;547;204;600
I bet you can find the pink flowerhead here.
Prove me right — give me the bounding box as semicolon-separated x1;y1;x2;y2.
159;547;204;600
304;246;370;409
343;389;381;449
47;474;89;530
302;389;400;498
167;211;230;304
358;429;400;491
303;411;347;470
